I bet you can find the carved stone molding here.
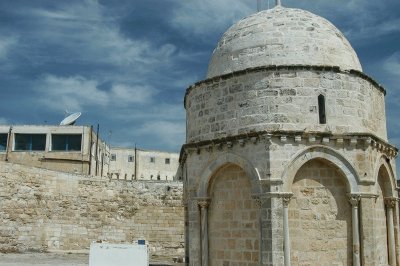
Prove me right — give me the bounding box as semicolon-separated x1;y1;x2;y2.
348;194;361;206
356;192;378;199
384;197;398;209
251;195;263;207
198;199;210;209
226;141;233;148
263;134;272;150
262;192;293;199
282;194;293;207
180;131;398;166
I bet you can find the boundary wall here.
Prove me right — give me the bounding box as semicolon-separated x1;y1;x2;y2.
0;161;184;259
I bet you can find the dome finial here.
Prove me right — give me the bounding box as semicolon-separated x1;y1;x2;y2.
276;0;282;6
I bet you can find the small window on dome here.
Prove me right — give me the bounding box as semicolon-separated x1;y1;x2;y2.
318;94;326;124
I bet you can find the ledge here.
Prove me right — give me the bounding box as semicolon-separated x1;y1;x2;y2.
179;130;398;164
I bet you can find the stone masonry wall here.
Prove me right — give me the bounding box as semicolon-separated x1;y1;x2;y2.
208;165;260;265
185;69;387;143
0;161;184;259
206;8;362;78
289;159;351;265
375;177;389;264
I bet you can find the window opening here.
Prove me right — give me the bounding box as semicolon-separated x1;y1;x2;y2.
165;158;170;164
318;94;326;124
0;134;7;151
14;134;46;151
111;154;116;161
150;157;155;163
52;134;82;151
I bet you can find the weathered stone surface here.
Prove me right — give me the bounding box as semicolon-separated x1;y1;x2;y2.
0;162;184;259
289;160;351;265
208;165;260;265
186;69;387;143
183;4;398;266
207;7;362;78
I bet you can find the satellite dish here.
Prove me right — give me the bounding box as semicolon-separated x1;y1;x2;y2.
60;112;81;126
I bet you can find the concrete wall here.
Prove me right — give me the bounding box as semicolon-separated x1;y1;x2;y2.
0;161;184;259
136;150;180;181
0;125;109;177
109;148;180;181
108;148;136;180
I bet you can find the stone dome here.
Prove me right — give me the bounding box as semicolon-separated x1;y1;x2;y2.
206;6;362;78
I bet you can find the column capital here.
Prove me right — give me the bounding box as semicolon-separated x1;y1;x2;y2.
282;194;293;207
197;198;210;209
384;197;398;209
348;194;361;206
251;195;263;207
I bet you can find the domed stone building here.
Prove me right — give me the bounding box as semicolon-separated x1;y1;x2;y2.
180;2;399;265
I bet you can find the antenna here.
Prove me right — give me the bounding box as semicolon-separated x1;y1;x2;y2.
60;112;81;126
276;0;281;6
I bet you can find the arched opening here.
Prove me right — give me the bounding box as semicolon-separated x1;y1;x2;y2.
375;166;390;264
208;164;260;265
318;94;326;124
289;159;351;264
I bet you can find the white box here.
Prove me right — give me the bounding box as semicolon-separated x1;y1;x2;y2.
89;243;149;266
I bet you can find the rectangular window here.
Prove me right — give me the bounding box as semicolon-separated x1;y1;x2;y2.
128;155;134;162
150;157;155;163
52;134;82;151
15;134;46;151
111;154;116;161
165;158;170;164
318;95;326;124
0;134;7;151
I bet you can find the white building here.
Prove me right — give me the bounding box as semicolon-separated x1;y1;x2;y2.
109;148;180;181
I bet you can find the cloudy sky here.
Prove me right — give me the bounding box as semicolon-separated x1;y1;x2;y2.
0;0;399;167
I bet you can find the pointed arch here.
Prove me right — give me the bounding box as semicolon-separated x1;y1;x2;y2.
197;152;262;198
282;145;360;193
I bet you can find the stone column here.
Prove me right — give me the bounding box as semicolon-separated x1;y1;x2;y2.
385;197;397;266
282;195;292;266
253;195;264;266
348;195;361;266
198;199;210;266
